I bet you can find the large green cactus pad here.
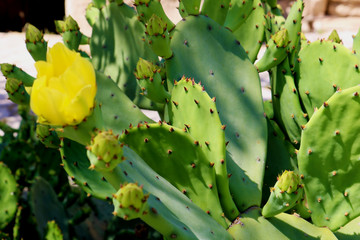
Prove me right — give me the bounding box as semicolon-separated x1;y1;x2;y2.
168;78;239;220
298;85;360;230
166;15;267;210
298;40;360;117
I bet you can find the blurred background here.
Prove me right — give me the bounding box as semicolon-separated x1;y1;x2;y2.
1;0;360;128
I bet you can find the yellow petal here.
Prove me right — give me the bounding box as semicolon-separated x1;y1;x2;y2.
31;79;67;126
35;61;53;79
64;85;94;124
47;42;79;77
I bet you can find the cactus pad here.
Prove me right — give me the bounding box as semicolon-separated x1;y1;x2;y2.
166;15;267;210
298;85;360;230
0;162;18;230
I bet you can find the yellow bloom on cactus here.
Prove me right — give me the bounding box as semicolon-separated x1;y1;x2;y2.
30;42;96;126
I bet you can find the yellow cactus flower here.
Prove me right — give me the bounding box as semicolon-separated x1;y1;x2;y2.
30;42;96;126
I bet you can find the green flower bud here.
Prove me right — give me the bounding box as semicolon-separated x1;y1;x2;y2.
146;14;167;36
25;24;43;43
271;28;289;48
55;20;66;34
135;58;156;79
64;16;80;31
328;29;341;44
1;63;14;77
5;78;30;105
277;170;300;194
115;183;148;210
87;130;124;171
112;182;149;220
5;78;21;95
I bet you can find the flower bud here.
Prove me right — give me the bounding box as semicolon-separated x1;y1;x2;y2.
271;28;289;48
5;78;30;105
64;16;80;31
277;170;300;194
87;130;124;171
25;24;43;43
146;14;166;36
328;29;341;44
135;58;156;79
115;183;148;209
113;182;149;220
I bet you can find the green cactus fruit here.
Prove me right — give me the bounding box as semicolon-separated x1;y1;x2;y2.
233;0;265;63
0;63;35;87
262;171;303;218
255;28;289;72
86;129;124;171
0;162;18;230
5;78;30;105
328;29;341;43
201;0;231;25
36;124;61;148
135;58;170;103
25;24;47;61
277;170;300;194
113;182;149;220
224;0;255;31
298;85;360;230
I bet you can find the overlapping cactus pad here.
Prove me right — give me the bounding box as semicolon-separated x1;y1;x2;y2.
298;85;360;230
